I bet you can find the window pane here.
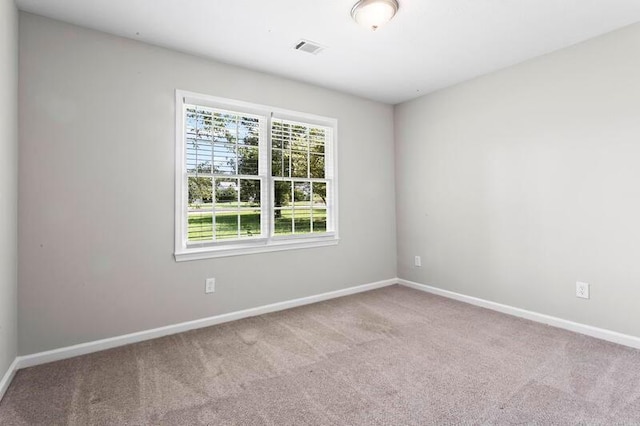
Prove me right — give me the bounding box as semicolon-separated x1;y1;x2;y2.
312;182;327;206
291;151;308;178
238;146;259;175
188;211;213;241
186;139;212;174
272;121;283;148
272;149;291;178
239;117;260;146
274;181;291;208
240;179;260;207
215;213;239;239
186;108;197;135
272;120;295;149
240;210;261;237
291;125;308;151
294;182;311;206
188;176;213;205
186;142;199;173
213;143;236;174
214;114;238;144
310;127;325;143
187;109;213;142
310;142;325;154
215;178;238;208
274;208;292;235
276;122;291;149
187;171;213;241
310;154;324;178
272;148;283;177
312;209;327;233
283;151;291;177
293;209;311;234
187;170;213;244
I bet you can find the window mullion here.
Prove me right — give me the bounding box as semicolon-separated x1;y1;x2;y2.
288;125;292;184
236;177;240;239
290;181;295;234
212;177;217;241
306;127;311;179
182;103;189;248
211;117;219;242
264;114;272;241
235;116;239;240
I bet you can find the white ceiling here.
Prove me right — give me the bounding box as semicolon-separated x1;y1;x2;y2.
16;0;640;104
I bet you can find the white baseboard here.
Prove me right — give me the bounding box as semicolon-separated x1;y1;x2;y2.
15;278;398;370
398;278;640;350
0;358;19;402
11;276;638;398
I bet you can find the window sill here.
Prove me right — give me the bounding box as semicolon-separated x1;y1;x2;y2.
174;235;339;261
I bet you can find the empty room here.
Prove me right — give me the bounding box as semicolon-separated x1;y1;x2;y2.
2;0;640;424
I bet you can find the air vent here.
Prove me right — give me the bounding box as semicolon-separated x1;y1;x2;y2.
294;39;324;55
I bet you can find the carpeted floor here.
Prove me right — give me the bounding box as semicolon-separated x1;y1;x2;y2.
1;285;640;425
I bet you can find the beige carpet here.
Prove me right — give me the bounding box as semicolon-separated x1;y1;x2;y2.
1;285;640;425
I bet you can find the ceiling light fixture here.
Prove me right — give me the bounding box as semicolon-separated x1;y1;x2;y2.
351;0;399;31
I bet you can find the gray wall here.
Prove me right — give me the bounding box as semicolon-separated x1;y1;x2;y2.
0;0;18;379
395;22;640;337
18;13;397;355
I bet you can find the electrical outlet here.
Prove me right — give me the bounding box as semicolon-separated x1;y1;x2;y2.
414;256;422;267
205;278;216;294
576;281;589;299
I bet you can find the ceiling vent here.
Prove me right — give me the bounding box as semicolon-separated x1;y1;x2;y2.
294;40;324;55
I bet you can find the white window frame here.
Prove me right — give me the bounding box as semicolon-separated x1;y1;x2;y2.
174;90;339;261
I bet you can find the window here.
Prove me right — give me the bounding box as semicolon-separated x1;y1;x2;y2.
175;91;338;261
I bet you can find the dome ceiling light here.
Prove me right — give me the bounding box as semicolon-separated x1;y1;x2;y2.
351;0;400;31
